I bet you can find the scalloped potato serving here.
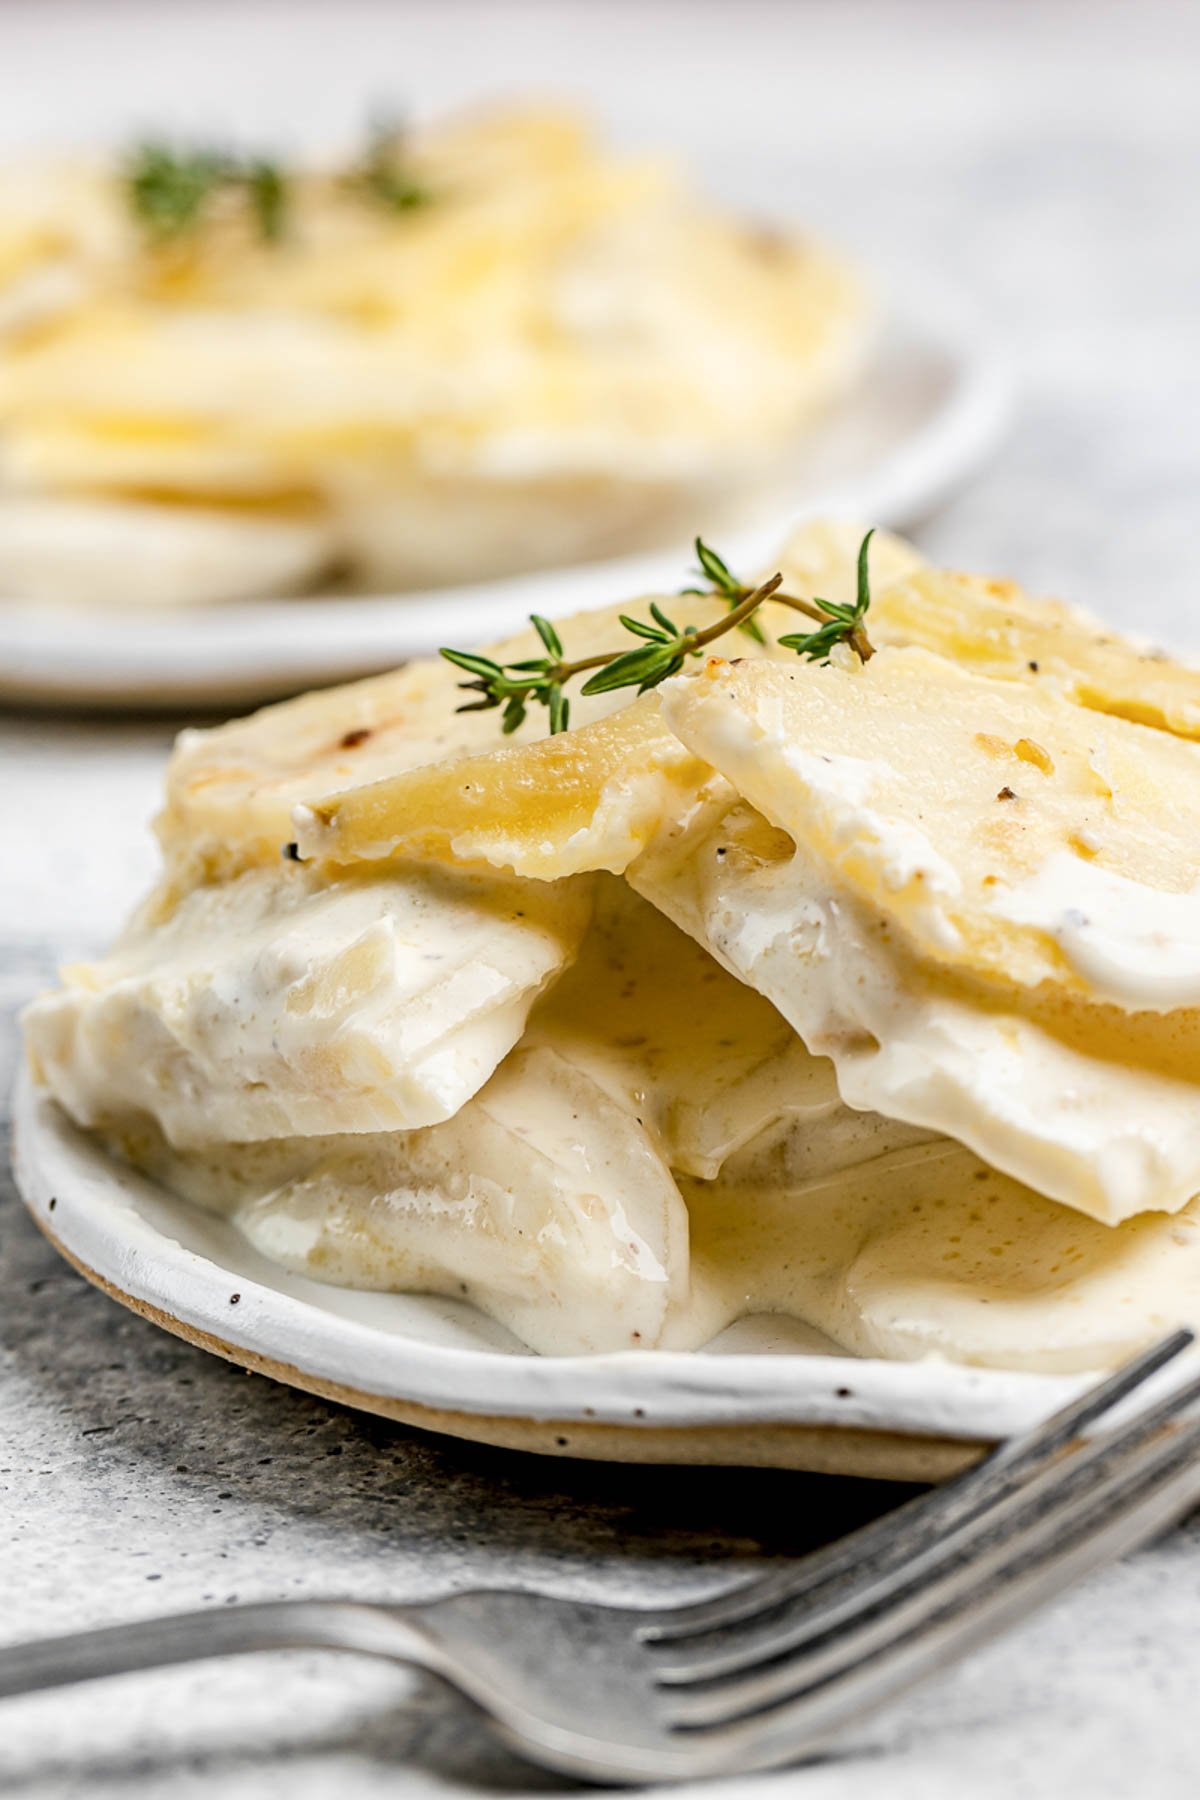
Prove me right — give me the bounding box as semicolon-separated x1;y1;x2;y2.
0;107;867;607
24;521;1200;1369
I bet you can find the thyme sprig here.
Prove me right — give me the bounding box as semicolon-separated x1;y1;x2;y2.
776;527;876;664
682;531;876;665
345;119;431;213
439;530;877;737
442;579;780;736
127;144;289;243
682;538;766;644
126;122;430;244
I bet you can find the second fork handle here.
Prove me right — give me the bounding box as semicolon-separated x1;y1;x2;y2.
0;1600;445;1700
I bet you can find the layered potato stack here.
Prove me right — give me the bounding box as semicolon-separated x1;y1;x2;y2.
0;108;866;605
25;521;1200;1370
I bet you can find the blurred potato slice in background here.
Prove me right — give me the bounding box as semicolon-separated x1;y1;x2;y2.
0;106;869;605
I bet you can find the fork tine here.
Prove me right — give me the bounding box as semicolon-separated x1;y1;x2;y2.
681;1413;1200;1774
655;1355;1200;1686
640;1328;1194;1646
662;1393;1200;1729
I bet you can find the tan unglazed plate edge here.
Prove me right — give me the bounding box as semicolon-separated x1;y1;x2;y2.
11;1070;1086;1482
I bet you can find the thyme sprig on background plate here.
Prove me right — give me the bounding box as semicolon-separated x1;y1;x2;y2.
126;122;430;244
127;145;289;242
344;119;431;213
440;531;877;736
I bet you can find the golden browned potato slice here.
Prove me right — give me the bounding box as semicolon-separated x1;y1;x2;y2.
160;589;776;884
660;648;1200;1003
778;520;1200;745
263;530;923;879
873;565;1200;740
294;694;713;879
162;521;934;884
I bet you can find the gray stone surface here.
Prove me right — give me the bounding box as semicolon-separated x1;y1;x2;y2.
3;2;1200;1794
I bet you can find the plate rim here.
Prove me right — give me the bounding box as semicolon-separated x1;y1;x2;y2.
0;281;1013;708
12;1069;1088;1462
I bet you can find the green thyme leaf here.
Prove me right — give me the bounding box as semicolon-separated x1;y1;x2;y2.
580;644;671;695
692;538;740;597
127;116;436;247
245;159;287;242
351;120;431;213
126;144;290;244
127;144;231;238
440;647;503;679
683;537;765;642
618;614;669;643
531;614;563;658
854;527;876;619
547;684;569;735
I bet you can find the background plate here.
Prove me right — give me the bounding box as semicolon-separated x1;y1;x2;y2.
0;286;1010;709
13;1070;1088;1482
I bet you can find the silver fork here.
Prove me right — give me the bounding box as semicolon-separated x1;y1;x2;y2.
2;1331;1199;1785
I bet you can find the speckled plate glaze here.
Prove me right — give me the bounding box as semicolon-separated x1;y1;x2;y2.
0;285;1010;710
13;1070;1091;1481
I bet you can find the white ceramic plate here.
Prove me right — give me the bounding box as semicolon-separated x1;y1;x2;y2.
0;286;1010;710
13;1070;1086;1481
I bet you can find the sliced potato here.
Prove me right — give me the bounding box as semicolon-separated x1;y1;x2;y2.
160;589;773;883
0;493;335;606
156;526;911;881
111;876;918;1354
660;649;1200;1001
127;1042;690;1356
0;107;868;594
773;516;926;607
631;792;1200;1224
24;860;590;1145
874;565;1200;740
778;524;1200;745
294;694;716;879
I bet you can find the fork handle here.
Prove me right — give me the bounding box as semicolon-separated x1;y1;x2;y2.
0;1600;445;1700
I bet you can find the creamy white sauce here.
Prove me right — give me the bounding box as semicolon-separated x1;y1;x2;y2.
782;745;963;909
630;795;1200;1226
114;1040;1200;1370
677;1135;1200;1373
994;851;1200;1011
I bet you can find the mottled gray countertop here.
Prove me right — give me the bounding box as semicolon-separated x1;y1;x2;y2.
3;3;1200;1795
